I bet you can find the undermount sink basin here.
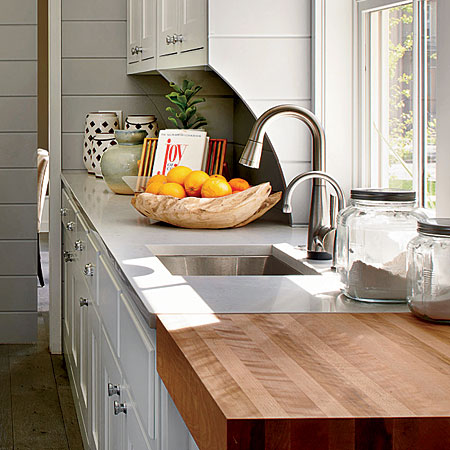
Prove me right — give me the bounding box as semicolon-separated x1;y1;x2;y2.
156;255;303;276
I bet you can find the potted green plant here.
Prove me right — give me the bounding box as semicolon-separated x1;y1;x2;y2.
165;80;207;129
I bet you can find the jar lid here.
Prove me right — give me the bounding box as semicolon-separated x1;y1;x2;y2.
350;188;416;202
418;218;450;236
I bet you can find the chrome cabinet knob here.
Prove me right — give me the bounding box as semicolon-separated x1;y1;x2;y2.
173;34;184;43
60;208;68;217
74;240;84;252
131;46;137;55
113;401;127;415
166;35;174;44
79;297;89;307
64;251;75;263
66;221;75;232
135;46;143;53
108;383;120;397
84;263;94;277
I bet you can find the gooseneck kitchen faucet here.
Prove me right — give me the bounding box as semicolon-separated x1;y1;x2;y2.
239;104;345;261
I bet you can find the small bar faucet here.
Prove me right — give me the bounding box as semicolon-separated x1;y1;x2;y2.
239;104;345;260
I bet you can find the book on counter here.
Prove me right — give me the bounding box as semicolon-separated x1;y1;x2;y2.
151;129;208;176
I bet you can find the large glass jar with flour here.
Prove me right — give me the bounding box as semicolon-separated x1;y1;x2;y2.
407;219;450;323
336;189;427;302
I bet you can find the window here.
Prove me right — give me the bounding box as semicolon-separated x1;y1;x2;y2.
358;0;437;209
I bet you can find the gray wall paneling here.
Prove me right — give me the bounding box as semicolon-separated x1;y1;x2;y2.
0;0;37;343
60;0;236;170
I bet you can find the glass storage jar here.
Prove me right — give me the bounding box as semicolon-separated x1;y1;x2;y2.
407;219;450;323
336;189;427;303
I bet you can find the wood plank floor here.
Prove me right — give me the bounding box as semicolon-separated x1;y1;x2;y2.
0;312;83;450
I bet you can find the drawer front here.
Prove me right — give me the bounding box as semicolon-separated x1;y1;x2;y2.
98;255;121;354
73;213;89;270
119;294;156;440
61;189;77;236
84;232;100;300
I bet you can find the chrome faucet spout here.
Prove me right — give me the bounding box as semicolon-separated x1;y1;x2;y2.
239;105;326;171
282;170;346;265
240;104;345;261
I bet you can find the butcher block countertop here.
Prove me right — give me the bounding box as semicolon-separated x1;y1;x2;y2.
157;313;450;450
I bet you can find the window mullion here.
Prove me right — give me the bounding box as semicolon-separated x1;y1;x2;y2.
413;0;426;207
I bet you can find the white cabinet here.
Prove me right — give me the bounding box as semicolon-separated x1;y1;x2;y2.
127;0;207;73
61;187;196;450
157;0;207;69
127;0;157;74
157;0;179;57
88;304;102;450
101;329;125;450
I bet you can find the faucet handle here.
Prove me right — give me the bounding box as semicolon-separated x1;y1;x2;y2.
329;193;338;229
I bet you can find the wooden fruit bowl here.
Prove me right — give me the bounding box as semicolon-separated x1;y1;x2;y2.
131;182;282;229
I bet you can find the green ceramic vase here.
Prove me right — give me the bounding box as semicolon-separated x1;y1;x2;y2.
101;130;147;195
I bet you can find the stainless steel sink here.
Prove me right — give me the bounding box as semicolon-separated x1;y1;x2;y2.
157;255;302;276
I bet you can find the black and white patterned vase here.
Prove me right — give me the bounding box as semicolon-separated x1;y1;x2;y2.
125;115;159;138
83;112;119;174
92;133;118;178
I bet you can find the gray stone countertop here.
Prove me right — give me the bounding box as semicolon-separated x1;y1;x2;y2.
61;171;408;328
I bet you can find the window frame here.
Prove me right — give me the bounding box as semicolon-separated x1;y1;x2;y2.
356;0;432;207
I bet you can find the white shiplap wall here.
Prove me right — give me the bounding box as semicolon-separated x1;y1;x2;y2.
208;0;313;224
61;0;235;170
0;0;38;342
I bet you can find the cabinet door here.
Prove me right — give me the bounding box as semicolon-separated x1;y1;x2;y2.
122;386;154;450
158;0;178;57
63;252;74;364
128;0;142;64
101;330;124;450
159;382;190;450
141;0;157;61
88;305;102;450
74;273;90;428
178;0;206;54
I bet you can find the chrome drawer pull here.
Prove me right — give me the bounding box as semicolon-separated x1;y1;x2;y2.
74;239;84;251
84;263;94;277
79;297;89;307
64;251;75;263
60;208;68;217
114;401;127;415
66;221;75;231
166;35;174;44
108;383;121;397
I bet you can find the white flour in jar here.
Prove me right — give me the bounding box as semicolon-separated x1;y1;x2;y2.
347;252;408;300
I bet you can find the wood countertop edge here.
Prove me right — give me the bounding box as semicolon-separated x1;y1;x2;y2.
156;313;450;450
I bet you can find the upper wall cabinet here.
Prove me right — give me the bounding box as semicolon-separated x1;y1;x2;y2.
127;0;206;74
157;0;207;69
127;0;157;74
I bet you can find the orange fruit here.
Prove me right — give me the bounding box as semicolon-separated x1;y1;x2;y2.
201;178;232;198
210;174;226;181
148;174;167;185
145;180;166;194
158;182;186;199
167;166;192;185
229;178;250;193
184;170;210;197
